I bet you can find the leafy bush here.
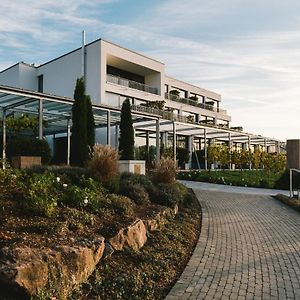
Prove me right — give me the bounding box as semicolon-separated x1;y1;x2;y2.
275;169;300;190
0;169;24;199
28;166;90;186
119;182;149;205
6;136;51;164
153;183;186;207
120;173;157;203
109;194;134;216
176;147;190;168
25;172;59;216
88;144;119;183
62;184;107;213
151;157;176;184
177;170;288;189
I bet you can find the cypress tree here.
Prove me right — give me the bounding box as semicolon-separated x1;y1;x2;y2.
71;78;88;166
119;98;134;160
86;95;95;150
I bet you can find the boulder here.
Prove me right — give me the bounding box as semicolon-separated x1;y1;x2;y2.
144;205;178;232
109;219;147;251
0;236;105;299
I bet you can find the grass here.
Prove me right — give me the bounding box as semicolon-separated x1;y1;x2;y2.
70;190;201;300
274;194;300;212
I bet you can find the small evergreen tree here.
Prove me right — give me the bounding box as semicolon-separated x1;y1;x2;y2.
71;78;88;166
86;95;95;150
119;98;134;160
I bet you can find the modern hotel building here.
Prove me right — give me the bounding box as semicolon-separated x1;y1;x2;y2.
0;37;284;168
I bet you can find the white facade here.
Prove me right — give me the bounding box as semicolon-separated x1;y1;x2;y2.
0;38;231;125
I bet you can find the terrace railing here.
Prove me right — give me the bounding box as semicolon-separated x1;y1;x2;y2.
107;74;158;95
165;93;227;114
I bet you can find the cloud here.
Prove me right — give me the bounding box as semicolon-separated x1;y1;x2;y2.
0;0;299;140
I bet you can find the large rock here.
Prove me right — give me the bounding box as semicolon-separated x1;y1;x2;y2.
144;205;178;232
109;219;147;251
0;236;105;299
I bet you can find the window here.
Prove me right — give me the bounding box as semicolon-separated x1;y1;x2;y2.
38;75;43;92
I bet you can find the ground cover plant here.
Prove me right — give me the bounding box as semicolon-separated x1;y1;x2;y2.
0;159;200;299
274;194;300;212
70;189;201;300
177;169;300;190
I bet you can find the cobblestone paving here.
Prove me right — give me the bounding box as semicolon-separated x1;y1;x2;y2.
166;189;300;300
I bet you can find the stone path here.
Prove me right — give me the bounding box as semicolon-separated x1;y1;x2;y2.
166;183;300;299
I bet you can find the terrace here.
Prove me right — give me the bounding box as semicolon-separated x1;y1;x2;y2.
165;92;227;114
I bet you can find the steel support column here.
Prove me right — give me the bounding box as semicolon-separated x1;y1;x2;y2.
264;139;267;152
38;98;43;140
115;124;119;149
2;109;6;170
173;121;176;163
156;118;160;164
204;128;208;170
228;132;232;170
146;131;150;152
248;136;251;170
188;135;193;169
67;118;71;166
107;110;111;146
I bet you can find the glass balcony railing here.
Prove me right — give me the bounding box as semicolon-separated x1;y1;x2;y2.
131;104;231;129
165;93;227;114
107;74;159;95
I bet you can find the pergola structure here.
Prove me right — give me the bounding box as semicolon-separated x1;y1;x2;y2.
0;85;285;170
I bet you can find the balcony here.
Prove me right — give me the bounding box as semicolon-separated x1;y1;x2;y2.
107;74;159;95
165;93;227;114
131;104;232;130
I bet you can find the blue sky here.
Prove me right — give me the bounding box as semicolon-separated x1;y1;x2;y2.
0;0;300;140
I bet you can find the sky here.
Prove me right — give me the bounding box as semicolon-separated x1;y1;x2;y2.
0;0;299;141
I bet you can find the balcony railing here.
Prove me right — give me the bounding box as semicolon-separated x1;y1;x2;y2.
131;104;190;123
107;74;158;95
165;93;227;114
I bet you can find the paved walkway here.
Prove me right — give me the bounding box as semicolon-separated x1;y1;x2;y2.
166;182;300;299
178;180;290;196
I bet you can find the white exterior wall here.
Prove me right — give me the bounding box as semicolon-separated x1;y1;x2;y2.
0;64;20;88
165;76;221;101
0;63;37;90
0;38;230;122
38;49;82;98
19;64;38;90
101;40;165;105
37;41;101;103
85;42;101;104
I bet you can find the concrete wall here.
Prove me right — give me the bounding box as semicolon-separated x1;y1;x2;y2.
38;49;82;99
0;64;20;88
0;63;37;90
19;64;38;90
100;40;165;104
38;41;101;103
165;76;221;102
287;139;300;169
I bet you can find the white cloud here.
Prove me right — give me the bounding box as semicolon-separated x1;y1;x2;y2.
0;0;299;141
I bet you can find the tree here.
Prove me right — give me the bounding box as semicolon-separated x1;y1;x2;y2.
119;98;134;160
71;78;88;166
252;149;262;170
207;144;221;166
231;150;241;169
219;145;230;169
86;95;95;150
